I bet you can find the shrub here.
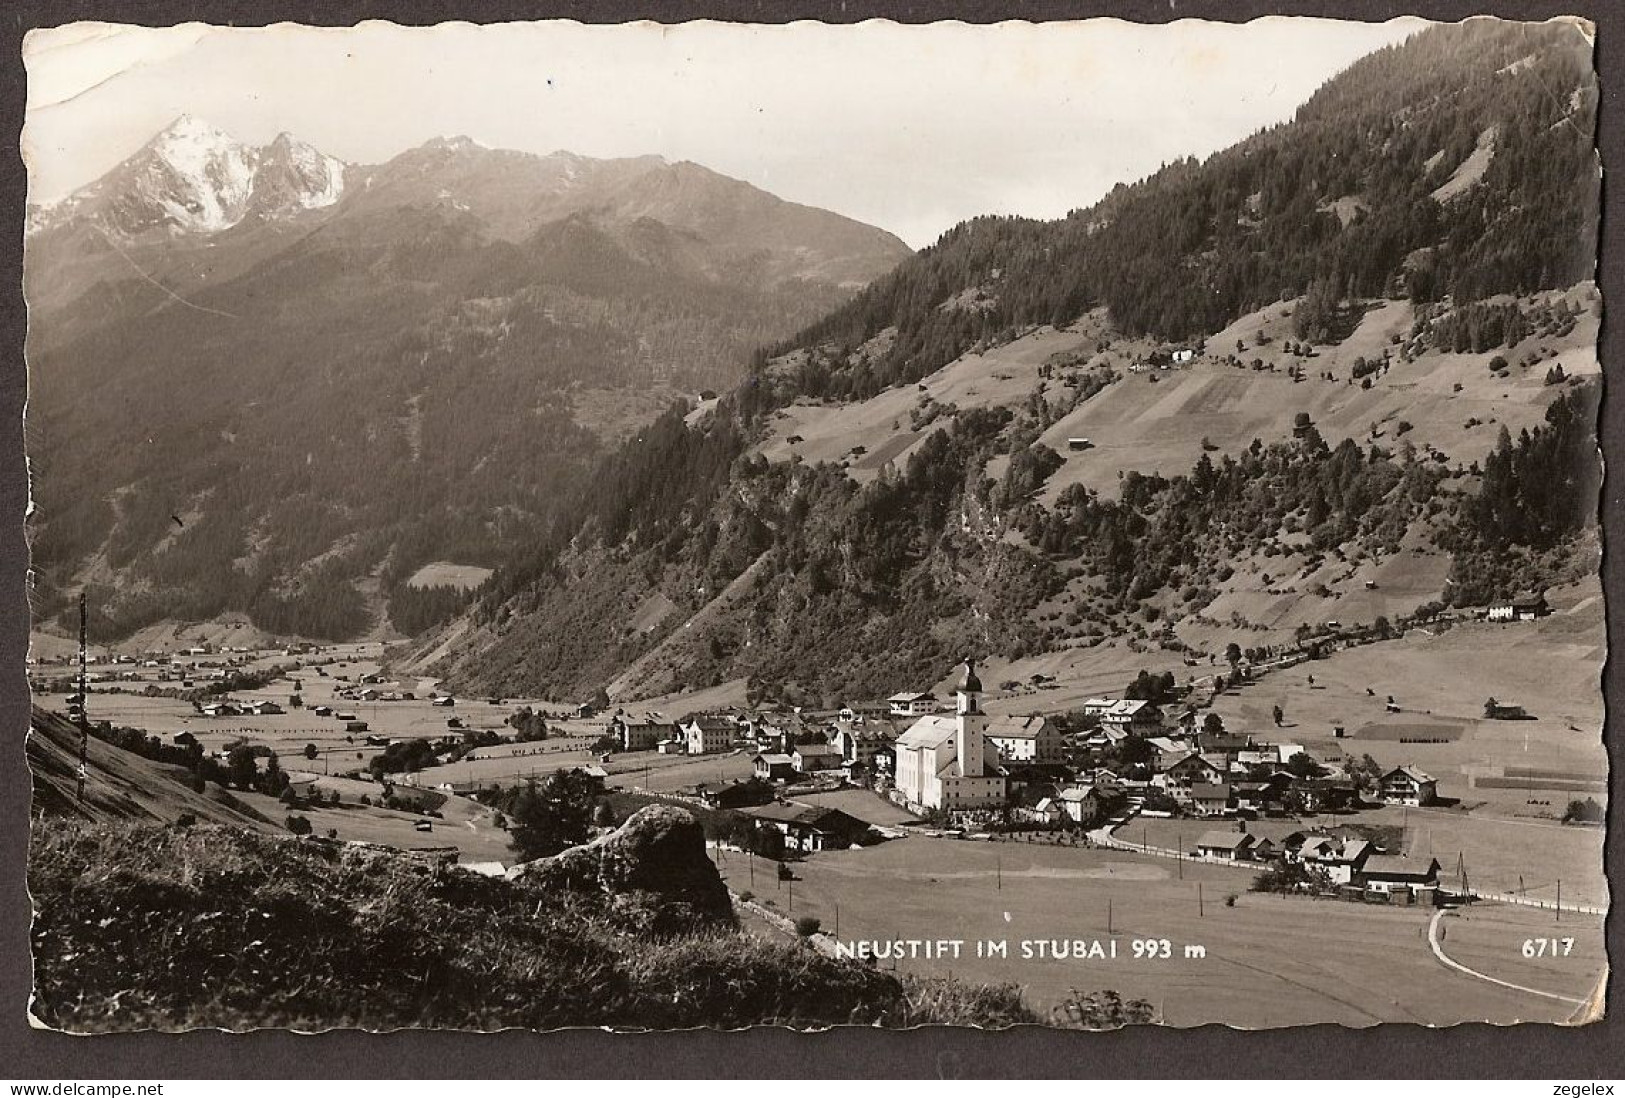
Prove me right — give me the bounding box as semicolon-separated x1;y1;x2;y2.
285;815;313;836
794;916;822;938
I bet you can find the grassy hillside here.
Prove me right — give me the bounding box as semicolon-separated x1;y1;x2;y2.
28;821;1040;1032
28;706;271;831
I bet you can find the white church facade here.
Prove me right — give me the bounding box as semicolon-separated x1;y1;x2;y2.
894;660;1007;812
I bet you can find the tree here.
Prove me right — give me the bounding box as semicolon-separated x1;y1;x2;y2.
1224;642;1242;671
225;744;258;790
1201;712;1225;735
303;743;319;761
506;770;604;861
1284;752;1324;779
1563;798;1604;824
285;814;313;836
794;916;822;937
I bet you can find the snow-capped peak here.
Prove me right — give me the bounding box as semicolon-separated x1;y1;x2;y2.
33;117;349;238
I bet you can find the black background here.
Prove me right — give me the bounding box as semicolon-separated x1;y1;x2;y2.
0;0;1618;1078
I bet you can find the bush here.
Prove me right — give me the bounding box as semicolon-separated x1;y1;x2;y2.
737;890;754;903
794;916;822;938
285;815;313;836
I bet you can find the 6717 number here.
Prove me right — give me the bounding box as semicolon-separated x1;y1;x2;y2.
1521;937;1575;958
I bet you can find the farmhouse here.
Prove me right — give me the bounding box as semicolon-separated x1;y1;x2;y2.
696;779;775;810
831;721;897;766
1101;699;1164;735
791;742;841;773
1358;854;1441;900
682;717;734;756
1162;752;1223;787
985;713;1064;763
753;753;796;781
1080;697;1117;718
1488;591;1549;622
893;660;1006;812
1195;830;1255;861
1186;782;1234;817
1056;784;1102;825
743;803;871;853
1379;766;1437;807
888;691;940;717
1303;838;1374;885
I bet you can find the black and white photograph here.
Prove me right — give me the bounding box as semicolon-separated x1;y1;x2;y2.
18;14;1605;1034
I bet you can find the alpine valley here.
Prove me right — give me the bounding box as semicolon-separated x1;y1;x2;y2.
25;116;911;641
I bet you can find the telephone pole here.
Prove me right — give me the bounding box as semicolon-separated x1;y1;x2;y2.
76;592;89;803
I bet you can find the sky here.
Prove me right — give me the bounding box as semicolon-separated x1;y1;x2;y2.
23;18;1426;249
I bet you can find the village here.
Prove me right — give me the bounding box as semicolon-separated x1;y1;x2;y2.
27;578;1606;1026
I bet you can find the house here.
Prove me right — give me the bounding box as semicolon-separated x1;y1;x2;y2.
1101;699;1164;735
831;720;897;766
312;704;333;717
985;713;1065;763
682;717;734;756
1080;697;1117;718
1170;347;1196;364
1027;797;1066;825
1195;830;1256;861
888;691;940;717
249;700;284;716
743;803;871;853
432;696;456;707
1303;838;1374;885
791;742;842;773
697;779;775;810
753;753;797;781
1187;782;1233;817
1066;437;1093;452
1379;766;1437;807
613;713;677;752
1488;591;1549;622
1358;854;1441;899
1196;730;1252;755
574;702;597;719
1056;784;1102;825
1162;752;1223;788
893;660;1006;812
200;702;240;718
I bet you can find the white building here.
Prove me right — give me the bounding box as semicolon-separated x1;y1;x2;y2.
893;660;1006;812
888;691;940;718
985;713;1065;763
682;717;734;756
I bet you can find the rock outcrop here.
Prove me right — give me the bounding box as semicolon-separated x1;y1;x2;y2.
508;805;734;932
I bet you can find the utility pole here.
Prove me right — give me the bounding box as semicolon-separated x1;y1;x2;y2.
1198;881;1204;918
1107;897;1113;934
997;855;1002;891
76;592;88;803
1556;879;1561;923
788;875;794;913
1177;834;1183;878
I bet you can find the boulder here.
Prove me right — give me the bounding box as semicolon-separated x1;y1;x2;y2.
508;805;733;931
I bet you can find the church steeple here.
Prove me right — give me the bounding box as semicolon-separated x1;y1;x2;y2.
956;657;983;715
956;658;985;777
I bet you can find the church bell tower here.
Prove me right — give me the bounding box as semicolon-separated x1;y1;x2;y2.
956;657;986;778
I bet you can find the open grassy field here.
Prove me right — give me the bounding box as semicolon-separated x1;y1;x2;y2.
405;561;494;590
1205;578;1605;819
714;836;1602;1026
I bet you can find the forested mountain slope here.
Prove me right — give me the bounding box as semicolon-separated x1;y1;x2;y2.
425;19;1600;704
25;124;910;642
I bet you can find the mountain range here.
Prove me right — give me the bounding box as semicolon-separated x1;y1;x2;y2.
25;118;911;640
413;19;1602;704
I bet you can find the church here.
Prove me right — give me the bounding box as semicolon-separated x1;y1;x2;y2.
893;659;1007;812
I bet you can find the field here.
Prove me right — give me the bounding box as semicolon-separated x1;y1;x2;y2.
715;835;1604;1026
405;561;494;590
1204;579;1605;824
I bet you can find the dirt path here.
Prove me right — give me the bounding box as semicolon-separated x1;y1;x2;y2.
1426;908;1586;1007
